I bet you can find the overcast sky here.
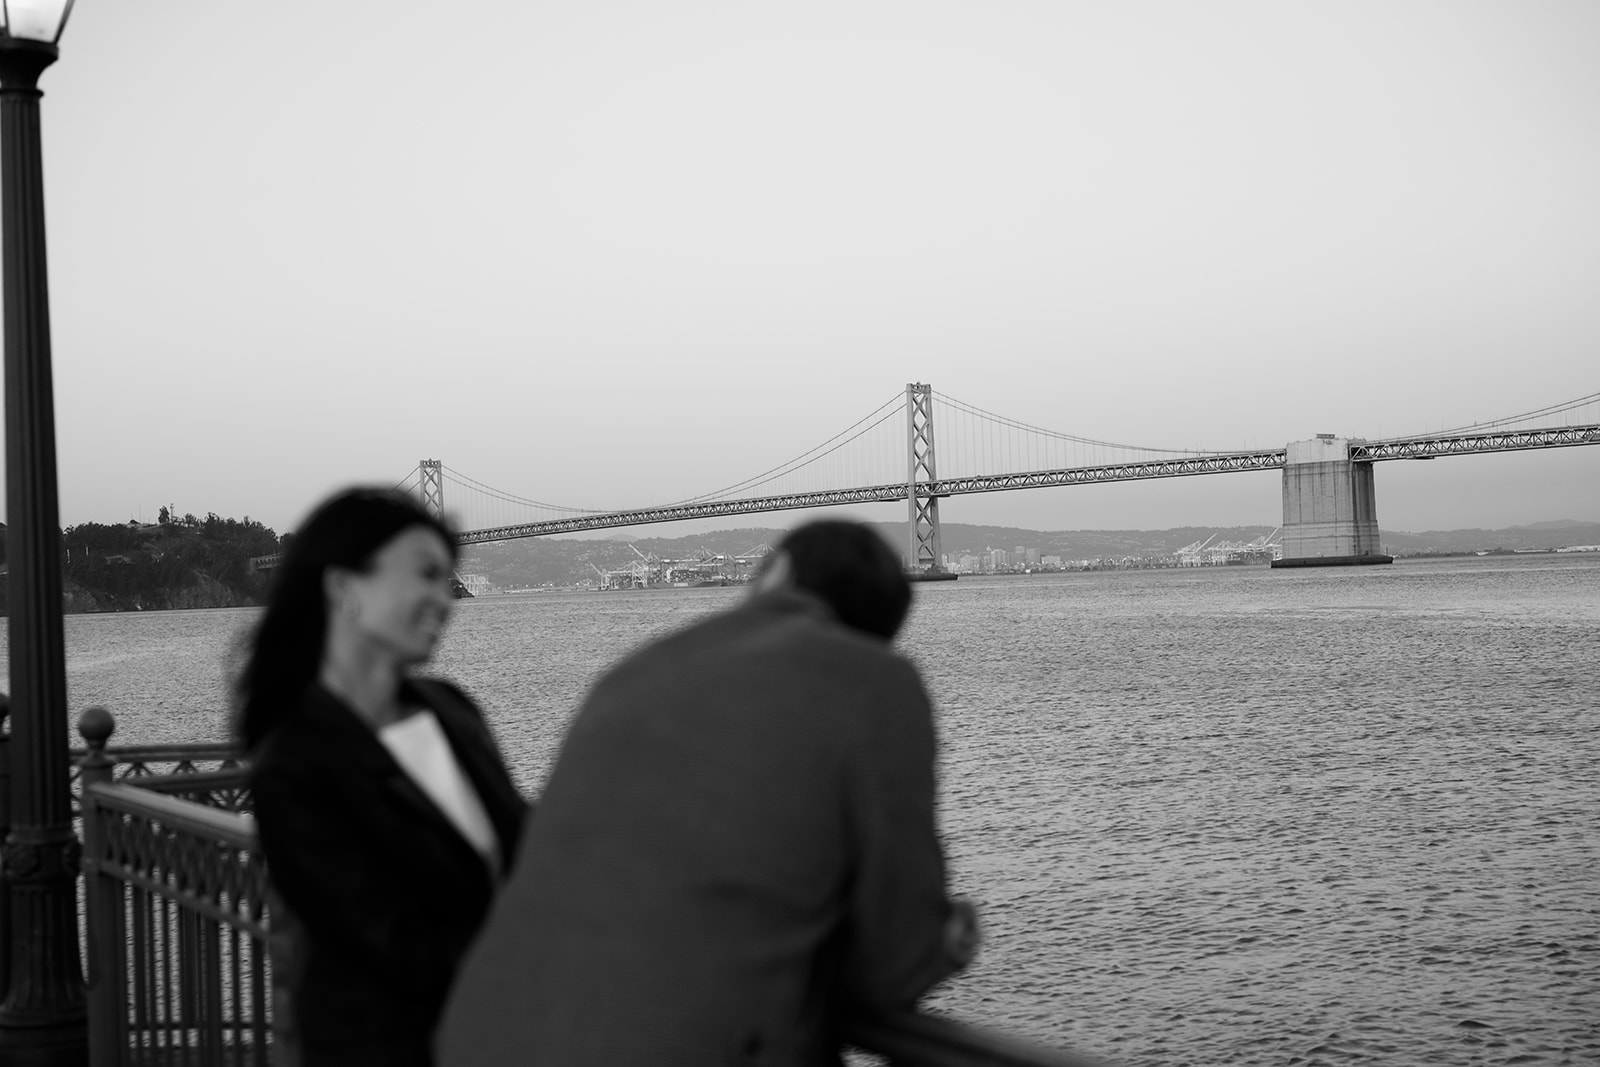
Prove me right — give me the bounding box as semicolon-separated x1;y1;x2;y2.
10;1;1598;536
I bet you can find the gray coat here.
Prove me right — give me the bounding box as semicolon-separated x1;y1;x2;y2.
437;589;956;1066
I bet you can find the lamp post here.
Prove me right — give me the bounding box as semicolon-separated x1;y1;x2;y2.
0;1;86;1064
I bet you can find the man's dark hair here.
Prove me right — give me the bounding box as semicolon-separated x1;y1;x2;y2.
772;520;911;640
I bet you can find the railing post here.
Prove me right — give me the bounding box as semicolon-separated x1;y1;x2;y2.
77;708;122;1067
0;692;10;1007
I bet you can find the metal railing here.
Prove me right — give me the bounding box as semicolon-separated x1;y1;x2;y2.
61;706;1100;1067
77;709;277;1067
67;739;243;816
849;1012;1103;1067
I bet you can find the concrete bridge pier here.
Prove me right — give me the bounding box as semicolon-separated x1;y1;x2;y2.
1272;435;1393;568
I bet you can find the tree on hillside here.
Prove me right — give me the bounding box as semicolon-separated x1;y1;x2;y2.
58;511;284;606
63;521;145;555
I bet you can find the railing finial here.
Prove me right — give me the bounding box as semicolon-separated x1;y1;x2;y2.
77;706;114;754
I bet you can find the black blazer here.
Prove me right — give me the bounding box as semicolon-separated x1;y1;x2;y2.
251;678;527;1067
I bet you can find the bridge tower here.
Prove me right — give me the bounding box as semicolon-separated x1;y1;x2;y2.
905;383;945;573
418;459;445;521
1272;436;1392;567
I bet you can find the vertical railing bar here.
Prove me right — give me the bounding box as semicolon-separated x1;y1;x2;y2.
183;902;196;1062
202;915;221;1064
77;725;111;1067
161;890;175;1058
182;901;199;1066
179;901;194;1061
131;885;149;1057
175;891;187;1062
251;921;267;1067
151;885;163;1057
154;885;166;1057
108;870;129;1066
251;888;269;1067
140;883;153;1056
133;886;147;1056
229;916;242;1062
213;915;224;1063
118;887;131;1066
181;893;190;1058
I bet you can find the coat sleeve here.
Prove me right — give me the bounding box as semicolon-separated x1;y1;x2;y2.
835;657;956;1011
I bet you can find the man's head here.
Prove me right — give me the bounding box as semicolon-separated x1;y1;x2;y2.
755;520;911;640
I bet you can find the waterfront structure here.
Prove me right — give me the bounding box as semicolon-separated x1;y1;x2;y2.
588;545;769;590
457;573;492;597
1273;435;1390;567
1177;529;1282;567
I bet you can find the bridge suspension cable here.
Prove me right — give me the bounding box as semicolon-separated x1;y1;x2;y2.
436;386;1279;534
432;392;911;531
1387;389;1600;442
930;388;1248;483
660;393;905;506
442;465;608;516
932;390;1230;455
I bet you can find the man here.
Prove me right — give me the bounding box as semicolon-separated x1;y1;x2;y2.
438;520;976;1066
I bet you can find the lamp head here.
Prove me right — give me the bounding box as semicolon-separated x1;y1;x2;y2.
0;0;74;45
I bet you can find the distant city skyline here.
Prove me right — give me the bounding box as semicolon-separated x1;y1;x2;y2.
2;2;1596;536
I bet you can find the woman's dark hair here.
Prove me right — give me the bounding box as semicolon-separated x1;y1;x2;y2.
235;488;457;750
769;520;911;640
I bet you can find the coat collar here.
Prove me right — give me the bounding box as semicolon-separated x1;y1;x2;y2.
744;586;837;625
297;681;517;876
404;678;527;872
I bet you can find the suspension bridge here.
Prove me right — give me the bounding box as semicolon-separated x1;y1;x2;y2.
258;385;1600;573
389;384;1600;571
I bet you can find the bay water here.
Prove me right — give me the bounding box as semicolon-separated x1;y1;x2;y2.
5;553;1596;1065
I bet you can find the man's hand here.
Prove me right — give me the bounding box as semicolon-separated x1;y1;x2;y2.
942;896;980;974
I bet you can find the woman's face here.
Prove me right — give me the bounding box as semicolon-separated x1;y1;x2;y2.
343;525;456;665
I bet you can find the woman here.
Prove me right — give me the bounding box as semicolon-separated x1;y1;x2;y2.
239;488;527;1067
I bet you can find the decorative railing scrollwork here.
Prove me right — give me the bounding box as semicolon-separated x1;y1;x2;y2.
67;742;244;816
78;708;276;1067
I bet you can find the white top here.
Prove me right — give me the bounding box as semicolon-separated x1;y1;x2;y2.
378;711;500;872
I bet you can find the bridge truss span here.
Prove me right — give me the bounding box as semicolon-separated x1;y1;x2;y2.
455;449;1292;544
925;448;1288;497
456;483;912;544
1352;424;1600;461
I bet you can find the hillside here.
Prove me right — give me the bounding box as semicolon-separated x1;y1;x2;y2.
1379;520;1600;556
4;513;1592;612
0;513;283;614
